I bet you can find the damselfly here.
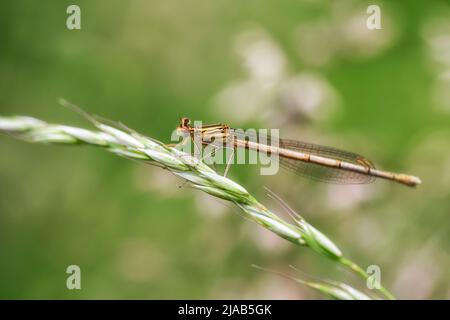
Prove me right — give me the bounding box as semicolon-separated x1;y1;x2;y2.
176;118;422;187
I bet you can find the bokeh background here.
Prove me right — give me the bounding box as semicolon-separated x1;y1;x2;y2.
0;0;449;299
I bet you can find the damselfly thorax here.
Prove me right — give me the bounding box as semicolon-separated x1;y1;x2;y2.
176;118;422;187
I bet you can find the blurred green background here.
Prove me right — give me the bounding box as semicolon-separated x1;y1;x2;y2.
0;0;449;299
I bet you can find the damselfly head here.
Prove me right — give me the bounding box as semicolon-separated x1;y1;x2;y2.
180;117;192;128
177;117;192;135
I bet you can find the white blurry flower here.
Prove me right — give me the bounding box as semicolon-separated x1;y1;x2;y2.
214;29;286;123
422;16;450;67
293;4;396;66
234;29;286;84
215;27;340;125
338;10;395;59
278;73;339;122
214;79;272;122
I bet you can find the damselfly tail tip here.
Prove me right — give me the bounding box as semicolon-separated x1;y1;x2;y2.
397;174;422;187
411;175;422;187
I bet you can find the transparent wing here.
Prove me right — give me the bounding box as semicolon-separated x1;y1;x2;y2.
278;139;376;184
231;129;376;184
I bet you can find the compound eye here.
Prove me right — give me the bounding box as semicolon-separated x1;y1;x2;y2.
182;118;191;127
